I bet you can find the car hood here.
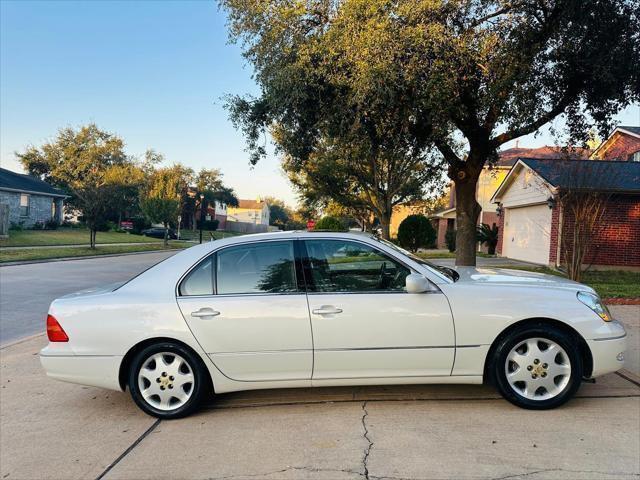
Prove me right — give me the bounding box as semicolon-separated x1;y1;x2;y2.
450;267;595;293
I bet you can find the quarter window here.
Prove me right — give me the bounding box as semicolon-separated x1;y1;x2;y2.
303;240;410;293
216;241;297;294
179;257;213;296
19;194;30;217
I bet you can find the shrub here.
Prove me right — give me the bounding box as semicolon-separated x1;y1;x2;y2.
397;215;436;252
314;216;345;231
31;221;45;230
197;219;219;231
476;223;499;255
445;229;456;252
9;221;24;231
44;219;59;230
131;217;152;235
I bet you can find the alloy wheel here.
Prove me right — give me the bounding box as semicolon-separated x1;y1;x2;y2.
137;352;195;411
504;337;571;401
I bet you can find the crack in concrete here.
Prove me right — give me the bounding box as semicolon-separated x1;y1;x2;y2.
361;401;374;480
206;465;363;480
369;468;640;480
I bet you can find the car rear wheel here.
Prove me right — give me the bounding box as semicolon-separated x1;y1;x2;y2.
128;342;210;419
491;324;583;409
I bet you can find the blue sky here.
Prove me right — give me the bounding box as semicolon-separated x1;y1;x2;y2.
1;0;639;207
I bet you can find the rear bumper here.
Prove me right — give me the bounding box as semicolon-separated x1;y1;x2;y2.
587;334;627;378
40;353;123;391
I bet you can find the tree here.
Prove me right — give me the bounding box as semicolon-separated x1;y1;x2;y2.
263;196;291;229
477;223;499;255
314;216;345;232
140;166;186;246
221;0;640;264
397;215;436;253
16;124;140;248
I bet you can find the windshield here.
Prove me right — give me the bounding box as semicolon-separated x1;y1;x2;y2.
375;237;459;282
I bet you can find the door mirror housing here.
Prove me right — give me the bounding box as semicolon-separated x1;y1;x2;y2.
405;273;433;293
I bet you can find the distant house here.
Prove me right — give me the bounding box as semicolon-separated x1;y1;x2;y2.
590;125;640;162
197;200;228;230
0;167;66;228
227;199;270;226
426;146;589;249
491;158;640;268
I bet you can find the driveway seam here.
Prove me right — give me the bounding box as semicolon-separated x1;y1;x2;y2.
95;418;161;480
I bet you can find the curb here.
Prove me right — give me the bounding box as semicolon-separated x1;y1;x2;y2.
0;248;184;267
0;332;45;350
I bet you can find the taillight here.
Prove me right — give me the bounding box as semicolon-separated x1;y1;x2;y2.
46;315;69;342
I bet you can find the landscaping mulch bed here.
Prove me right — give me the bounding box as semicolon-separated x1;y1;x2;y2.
603;298;640;305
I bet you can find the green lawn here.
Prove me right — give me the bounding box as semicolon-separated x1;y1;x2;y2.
504;266;640;299
0;242;191;263
0;228;161;247
177;230;244;241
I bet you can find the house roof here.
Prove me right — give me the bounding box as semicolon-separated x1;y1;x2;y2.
618;125;640;137
0;168;66;197
495;146;590;167
236;199;268;210
492;158;640;203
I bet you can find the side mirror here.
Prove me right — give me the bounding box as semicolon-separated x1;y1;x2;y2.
405;273;432;293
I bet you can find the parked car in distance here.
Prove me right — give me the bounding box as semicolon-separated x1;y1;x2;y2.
142;227;177;239
40;231;626;418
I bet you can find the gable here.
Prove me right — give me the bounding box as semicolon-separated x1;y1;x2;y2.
491;161;554;207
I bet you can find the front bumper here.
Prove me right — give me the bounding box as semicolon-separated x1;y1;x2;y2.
587;333;627;378
40;353;123;391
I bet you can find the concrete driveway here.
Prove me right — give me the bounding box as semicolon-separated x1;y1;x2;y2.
1;334;639;480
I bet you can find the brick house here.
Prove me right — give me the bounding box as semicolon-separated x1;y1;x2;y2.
0;167;65;229
427;146;588;249
591;125;640;162
492;158;640;269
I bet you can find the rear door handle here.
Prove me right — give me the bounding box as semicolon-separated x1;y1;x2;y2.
191;308;220;318
312;305;343;315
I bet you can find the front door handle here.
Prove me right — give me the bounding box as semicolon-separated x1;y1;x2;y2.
191;308;220;318
312;305;343;315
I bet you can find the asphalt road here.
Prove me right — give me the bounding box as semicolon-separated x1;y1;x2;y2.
0;251;179;345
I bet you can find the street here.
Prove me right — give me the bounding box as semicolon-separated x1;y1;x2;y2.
0;251;178;345
0;252;639;479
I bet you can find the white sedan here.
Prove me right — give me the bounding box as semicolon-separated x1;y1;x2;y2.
40;231;627;418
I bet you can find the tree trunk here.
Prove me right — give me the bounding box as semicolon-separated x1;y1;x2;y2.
454;178;481;266
163;222;169;248
379;211;391;240
89;228;96;249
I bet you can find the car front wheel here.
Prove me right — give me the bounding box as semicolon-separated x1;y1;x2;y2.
128;342;210;419
491;325;583;409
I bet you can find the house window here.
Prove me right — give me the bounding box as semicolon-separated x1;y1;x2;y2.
631;151;640;162
19;194;30;217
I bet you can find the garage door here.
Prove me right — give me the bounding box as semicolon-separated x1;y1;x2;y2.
503;205;552;264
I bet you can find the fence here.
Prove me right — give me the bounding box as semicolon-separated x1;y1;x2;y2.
223;221;280;234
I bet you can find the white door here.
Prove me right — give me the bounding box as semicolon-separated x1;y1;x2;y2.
503;204;552;264
302;239;455;380
177;240;313;382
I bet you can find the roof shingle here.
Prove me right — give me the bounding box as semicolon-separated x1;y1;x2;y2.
0;168;66;197
519;158;640;192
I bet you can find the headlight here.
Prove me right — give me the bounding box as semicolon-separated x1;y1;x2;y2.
577;291;612;322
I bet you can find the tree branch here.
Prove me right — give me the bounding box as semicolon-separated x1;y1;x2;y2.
490;93;575;147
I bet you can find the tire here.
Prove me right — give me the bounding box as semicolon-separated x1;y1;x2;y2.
128;342;211;419
490;324;583;409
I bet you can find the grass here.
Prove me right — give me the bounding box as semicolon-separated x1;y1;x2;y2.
503;266;640;299
0;242;191;263
177;230;244;242
0;228;161;247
